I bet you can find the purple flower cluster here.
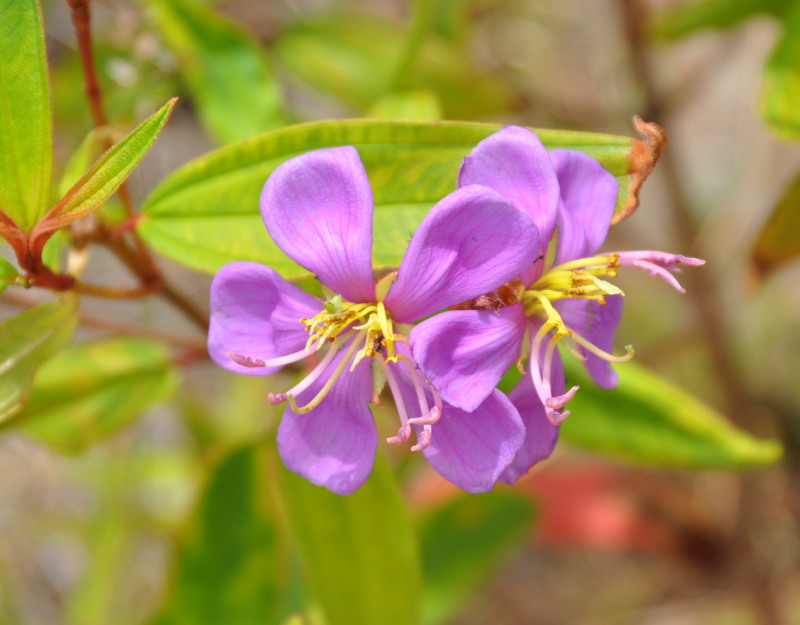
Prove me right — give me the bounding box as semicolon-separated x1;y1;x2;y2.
208;126;703;495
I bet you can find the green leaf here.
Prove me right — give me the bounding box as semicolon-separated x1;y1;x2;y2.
35;99;177;235
138;119;637;276
751;170;800;276
145;0;286;143
418;492;534;625
9;338;178;454
368;90;443;120
56;128;112;200
761;3;800;141
274;13;516;118
648;0;790;41
0;0;53;232
151;445;290;625
560;359;782;468
279;457;421;625
0;257;20;294
0;296;78;421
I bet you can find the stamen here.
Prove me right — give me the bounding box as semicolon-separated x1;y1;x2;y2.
411;426;431;452
615;251;705;293
380;359;411;445
387;424;411;445
268;343;340;405
408;405;441;426
227;345;316;368
545;386;579;410
570;330;635;363
289;333;364;414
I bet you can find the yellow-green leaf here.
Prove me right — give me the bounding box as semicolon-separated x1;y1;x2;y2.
560;359;782;468
0;0;53;231
10;338;177;454
138;119;639;277
151;445;290;625
0;296;78;421
36;98;176;235
279;457;421;625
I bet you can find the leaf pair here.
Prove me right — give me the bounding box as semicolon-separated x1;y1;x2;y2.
0;0;175;273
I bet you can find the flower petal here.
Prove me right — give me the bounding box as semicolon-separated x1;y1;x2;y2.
557;294;623;389
419;390;525;493
208;261;322;375
409;304;526;412
458;125;559;252
498;371;561;484
549;149;618;263
260;147;376;302
384;185;540;322
277;347;377;495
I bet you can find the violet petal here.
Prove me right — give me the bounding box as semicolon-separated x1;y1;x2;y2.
550;149;619;263
457;125;559;252
384;184;540;322
277;347;377;495
260;147;376;303
498;370;561;484
556;294;623;389
409;304;526;412
208;261;322;375
419;390;525;493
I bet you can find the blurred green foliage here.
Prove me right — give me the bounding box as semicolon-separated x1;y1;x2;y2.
0;0;795;623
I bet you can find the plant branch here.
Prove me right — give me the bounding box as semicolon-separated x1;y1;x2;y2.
65;0;209;333
1;289;207;352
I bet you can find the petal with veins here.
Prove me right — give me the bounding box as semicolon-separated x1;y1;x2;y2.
208;261;322;375
385;184;539;322
277;348;376;495
458;125;560;253
409;304;526;412
260;147;376;303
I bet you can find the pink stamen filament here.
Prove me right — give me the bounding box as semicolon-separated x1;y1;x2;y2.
288;333;364;414
228;345;316;369
268;342;341;405
402;358;440;452
381;359;411;445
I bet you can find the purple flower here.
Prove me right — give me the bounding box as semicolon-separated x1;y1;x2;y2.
410;126;705;483
208;146;540;494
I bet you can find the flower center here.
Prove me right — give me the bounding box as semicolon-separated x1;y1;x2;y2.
265;274;441;452
517;253;635;425
300;299;403;368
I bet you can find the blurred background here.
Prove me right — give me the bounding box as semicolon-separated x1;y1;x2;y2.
1;0;799;623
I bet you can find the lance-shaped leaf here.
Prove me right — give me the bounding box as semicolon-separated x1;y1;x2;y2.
279;457;421;625
150;445;291;625
138;119;644;277
760;3;800;141
0;0;53;232
418;492;534;625
144;0;286;144
0;296;78;421
31;98;177;242
559;359;782;468
751;170;800;277
9;338;178;454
